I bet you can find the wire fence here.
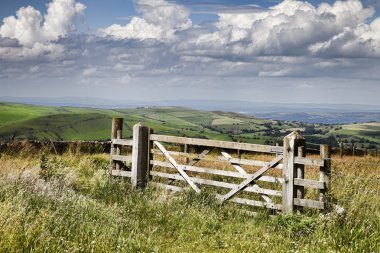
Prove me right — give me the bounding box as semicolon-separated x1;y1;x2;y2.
304;141;380;167
305;141;379;156
304;142;380;182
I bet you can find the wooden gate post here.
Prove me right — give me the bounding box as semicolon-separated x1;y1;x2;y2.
131;123;151;189
110;117;123;173
320;145;331;206
295;145;306;212
282;131;305;214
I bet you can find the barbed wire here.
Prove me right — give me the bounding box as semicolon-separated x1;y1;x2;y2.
306;141;378;149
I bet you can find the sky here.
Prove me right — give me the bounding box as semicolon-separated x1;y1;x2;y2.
1;0;380;105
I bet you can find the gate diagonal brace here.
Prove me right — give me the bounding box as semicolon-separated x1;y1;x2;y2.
220;155;283;203
153;141;201;193
221;152;247;174
167;149;210;185
221;151;274;204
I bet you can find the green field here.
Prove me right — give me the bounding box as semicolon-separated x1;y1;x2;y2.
330;123;380;149
1;102;380;149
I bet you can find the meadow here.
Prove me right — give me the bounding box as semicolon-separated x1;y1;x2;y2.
1;102;380;150
0;148;379;252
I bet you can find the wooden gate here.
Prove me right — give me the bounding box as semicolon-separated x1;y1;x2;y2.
109;118;331;214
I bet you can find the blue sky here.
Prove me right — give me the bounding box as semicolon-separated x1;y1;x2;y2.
1;0;380;105
1;0;378;27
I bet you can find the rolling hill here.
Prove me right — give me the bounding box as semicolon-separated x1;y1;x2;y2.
0;102;379;149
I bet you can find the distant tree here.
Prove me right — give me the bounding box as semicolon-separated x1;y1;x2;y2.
368;144;377;149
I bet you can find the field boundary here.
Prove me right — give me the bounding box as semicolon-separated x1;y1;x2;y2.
0;140;111;154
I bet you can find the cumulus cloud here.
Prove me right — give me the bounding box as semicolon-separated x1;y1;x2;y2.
0;0;85;60
43;0;86;41
99;0;192;41
177;0;378;59
310;17;380;57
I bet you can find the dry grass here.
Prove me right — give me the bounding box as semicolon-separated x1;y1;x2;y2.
0;151;379;252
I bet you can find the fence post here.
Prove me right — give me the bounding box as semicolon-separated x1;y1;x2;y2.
110;117;123;173
276;142;280;156
320;145;331;208
339;142;343;158
282;131;305;214
131;123;151;189
184;144;189;163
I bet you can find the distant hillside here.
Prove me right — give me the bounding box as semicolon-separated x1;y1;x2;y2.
255;112;380;124
2;97;380;124
0;102;379;149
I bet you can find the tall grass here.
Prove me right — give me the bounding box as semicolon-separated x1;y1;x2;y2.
0;152;379;252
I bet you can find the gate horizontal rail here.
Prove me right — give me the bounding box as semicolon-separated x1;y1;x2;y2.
150;134;283;154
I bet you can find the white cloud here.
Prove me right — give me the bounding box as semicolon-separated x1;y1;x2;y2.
309;17;380;57
313;59;354;69
99;0;192;41
43;0;86;41
258;68;292;77
0;0;85;60
82;67;97;76
0;42;65;60
177;0;378;59
0;6;43;47
29;66;40;73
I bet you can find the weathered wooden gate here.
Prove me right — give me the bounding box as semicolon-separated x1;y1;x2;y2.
110;118;331;214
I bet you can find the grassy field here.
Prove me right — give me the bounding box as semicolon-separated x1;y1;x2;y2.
1;102;380;149
331;123;380;148
0;150;379;252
